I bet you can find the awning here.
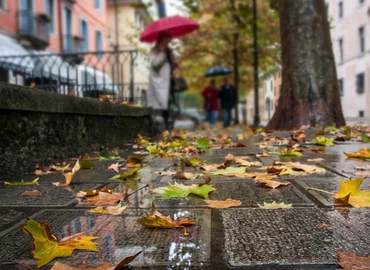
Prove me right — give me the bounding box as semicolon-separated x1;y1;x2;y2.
0;34;34;73
29;51;77;83
78;67;118;94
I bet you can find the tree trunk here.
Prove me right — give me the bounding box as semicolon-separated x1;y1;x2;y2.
265;0;345;130
233;32;240;125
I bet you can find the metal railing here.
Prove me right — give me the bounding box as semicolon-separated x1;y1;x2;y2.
0;50;148;105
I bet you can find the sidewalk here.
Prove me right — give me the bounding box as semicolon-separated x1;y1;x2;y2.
0;126;369;269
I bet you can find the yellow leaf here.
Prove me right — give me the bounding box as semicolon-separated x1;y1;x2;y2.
4;178;39;186
257;201;292;209
89;202;127;215
126;155;144;168
334;178;370;208
203;198;242;208
22;219;98;268
52;160;80;187
345;148;370;159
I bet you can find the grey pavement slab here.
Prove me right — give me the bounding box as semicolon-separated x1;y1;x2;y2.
221;207;370;267
0;207;211;269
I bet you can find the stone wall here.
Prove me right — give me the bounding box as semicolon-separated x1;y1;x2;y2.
0;83;155;177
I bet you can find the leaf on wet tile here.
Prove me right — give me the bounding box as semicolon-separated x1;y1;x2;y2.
345;148;370;159
52;160;80;187
88;201;127;215
316;223;331;229
151;182;216;199
307;158;325;162
4;178;39;186
336;250;370;270
126;155;145;168
254;178;290;189
203;198;242;208
257;201;292;209
21;190;42;196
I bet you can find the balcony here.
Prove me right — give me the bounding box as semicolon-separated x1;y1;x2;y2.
63;35;84;64
19;11;49;49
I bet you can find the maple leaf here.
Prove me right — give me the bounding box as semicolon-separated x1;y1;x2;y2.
336;250;370;270
269;161;326;176
180;157;204;167
311;136;334;146
275;148;303;156
308;147;325;153
21;190;42;196
196;137;211;149
291;130;306;142
200;163;226;171
89;202;127;215
22;219;98;267
203;198;242;208
151;182;216;199
224;154;262;167
79;160;96;170
147;145;161;154
107;162;125;172
126;155;144;168
50;251;143;270
4;178;39;186
52;160;80;187
137;203;196;236
110;168;140;181
344;148;370;159
76;187;125;206
257;201;292;209
254;178;290;189
209;167;246;177
353;171;370;177
175;171;201;181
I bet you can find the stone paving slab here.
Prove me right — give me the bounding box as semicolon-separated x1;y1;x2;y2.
294;177;370;207
0;207;211;269
0;183;103;207
221;207;370;267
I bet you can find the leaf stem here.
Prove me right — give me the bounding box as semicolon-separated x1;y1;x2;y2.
125;184;150;198
306;187;335;195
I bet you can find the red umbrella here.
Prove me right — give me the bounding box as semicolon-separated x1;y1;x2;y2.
140;16;199;43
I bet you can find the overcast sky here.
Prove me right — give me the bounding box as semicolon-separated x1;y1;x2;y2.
166;0;184;16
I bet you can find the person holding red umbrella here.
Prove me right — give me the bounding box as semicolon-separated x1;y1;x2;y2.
141;16;199;131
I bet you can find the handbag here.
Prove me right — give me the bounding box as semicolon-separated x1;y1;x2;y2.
172;74;188;93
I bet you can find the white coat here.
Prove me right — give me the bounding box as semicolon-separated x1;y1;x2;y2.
148;47;171;110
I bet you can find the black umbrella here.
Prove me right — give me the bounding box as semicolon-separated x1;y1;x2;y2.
204;66;232;77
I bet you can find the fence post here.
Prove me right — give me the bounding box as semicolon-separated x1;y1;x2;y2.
129;52;135;104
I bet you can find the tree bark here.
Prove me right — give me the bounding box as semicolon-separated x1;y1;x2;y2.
265;0;345;130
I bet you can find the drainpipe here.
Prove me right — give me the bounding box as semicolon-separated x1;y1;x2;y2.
57;0;64;52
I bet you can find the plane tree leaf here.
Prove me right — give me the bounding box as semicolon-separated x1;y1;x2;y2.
21;219;98;268
151;182;216;199
208;167;246;177
126;155;145;168
275;148;303;156
21;190;42;196
52;160;80;187
88;202;127;215
4;178;39;186
51;250;143;270
180;157;204;167
147;145;161;154
267;161;326;176
203;198;242;208
257;201;292;209
336;250;370;270
196;137;211;149
79;160;96;170
254;178;290;189
311;136;335;146
137;203;196;236
224;154;262;167
344;148;370;159
76;187;125;206
110;168;140;181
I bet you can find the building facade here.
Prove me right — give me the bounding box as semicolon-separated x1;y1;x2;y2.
326;0;370;120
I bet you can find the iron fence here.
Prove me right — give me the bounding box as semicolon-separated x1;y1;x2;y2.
0;50;148;105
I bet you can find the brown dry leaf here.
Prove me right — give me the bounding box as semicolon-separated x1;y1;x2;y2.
175;171;200;181
307;158;325;162
107;162;125;173
224;143;247;148
67;92;76;97
224;154;262;167
336;250;370;270
256;152;270;158
292;130;306;142
353;171;370;177
126;155;144;168
51;251;143;270
99;95;111;103
316;223;331;229
203;198;242;209
355;165;370;170
21;190;42;196
254;178;290;189
200;175;212;186
52;160;81;187
76;188;124;206
315;130;326;136
308;147;325;153
201;163;225;172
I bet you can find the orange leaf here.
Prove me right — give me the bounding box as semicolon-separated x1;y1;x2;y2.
336;250;370;270
254;178;290;189
203;198;242;208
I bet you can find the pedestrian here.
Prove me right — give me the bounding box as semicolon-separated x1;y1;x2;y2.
202;79;219;126
218;76;237;127
148;31;178;130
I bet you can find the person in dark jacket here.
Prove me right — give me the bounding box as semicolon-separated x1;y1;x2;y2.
218;76;237;127
202;79;219;126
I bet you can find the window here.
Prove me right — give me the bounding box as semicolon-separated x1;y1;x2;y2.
45;0;54;34
359;26;365;54
80;19;88;51
338;38;343;62
356;73;365;94
96;30;103;59
0;0;6;11
359;110;364;117
95;0;101;11
338;1;343;18
338;78;344;96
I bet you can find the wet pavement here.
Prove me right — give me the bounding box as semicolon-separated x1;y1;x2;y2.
1;127;370;269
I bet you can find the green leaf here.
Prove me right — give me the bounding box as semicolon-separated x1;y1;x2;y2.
4;178;39;186
209;167;246;176
110;168;140;181
311;136;334;146
146;145;160;154
196;137;211;149
79;160;96;169
151;182;216;199
361;133;370;143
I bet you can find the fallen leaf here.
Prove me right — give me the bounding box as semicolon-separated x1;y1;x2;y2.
308;147;325;153
201;175;212;186
107;162;125;172
22;219;98;267
88;202;127;215
100;95;111;102
257;201;292;209
175;171;201;181
52;160;80;187
275;148;303;156
307;158;325;162
151;182;216;199
292;130;306;142
203;198;242;208
200;163;225;171
345;148;370;159
334;178;370;208
126;155;144;168
254;178;290;189
224;154;262;167
99;155;121;161
21;190;42;196
315;130;326;136
4;178;39;186
355;165;370;170
50;164;71;171
336;250;370;270
196;137;211;149
256;153;270;158
79;160;96;170
137;203;196;236
223;143;247;148
31;168;57;175
51;250;143;269
208;167;246;177
316;223;332;229
353;171;370;177
147;145;161;154
76;188;124;206
311;136;334;146
180;157;204;167
270;161;326;176
110;168;140;181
